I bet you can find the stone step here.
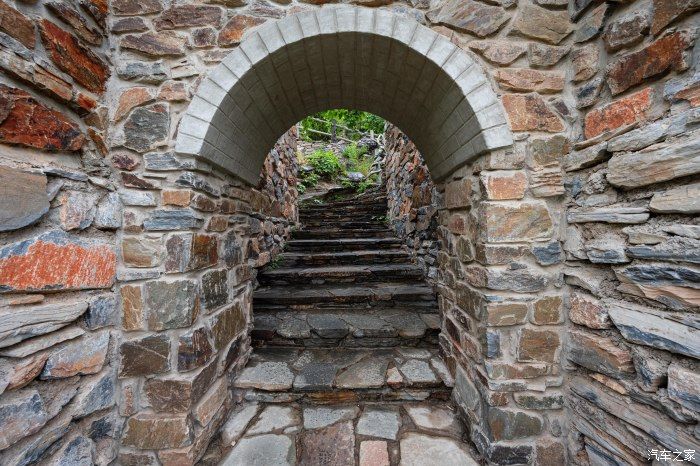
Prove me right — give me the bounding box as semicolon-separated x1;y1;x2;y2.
292;228;396;239
252;307;441;348
275;250;412;267
285;238;405;252
299;208;387;219
253;283;437;307
300;220;388;229
232;346;453;403
301;198;387;209
258;263;424;286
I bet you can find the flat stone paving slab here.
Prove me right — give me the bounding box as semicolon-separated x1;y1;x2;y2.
233;347;452;398
215;401;476;465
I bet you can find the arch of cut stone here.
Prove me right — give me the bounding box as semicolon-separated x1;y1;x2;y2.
176;5;513;184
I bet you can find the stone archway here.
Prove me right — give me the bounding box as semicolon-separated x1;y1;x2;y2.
175;6;512;184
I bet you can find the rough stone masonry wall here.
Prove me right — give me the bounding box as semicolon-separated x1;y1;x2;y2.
0;0;300;463
380;1;700;465
383;123;440;282
561;2;700;465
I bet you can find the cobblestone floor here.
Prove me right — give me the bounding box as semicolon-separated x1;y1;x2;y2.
205;401;479;465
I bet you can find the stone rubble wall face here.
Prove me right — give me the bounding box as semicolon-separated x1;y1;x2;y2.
0;0;697;464
380;1;700;465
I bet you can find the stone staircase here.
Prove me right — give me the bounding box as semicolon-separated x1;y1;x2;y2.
234;189;453;401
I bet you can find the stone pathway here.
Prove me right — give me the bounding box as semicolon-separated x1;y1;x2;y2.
212;189;478;465
213;401;478;466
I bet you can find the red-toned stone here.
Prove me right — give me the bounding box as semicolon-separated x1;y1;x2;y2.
32;63;74;103
502;94;564;133
218;15;267;47
74;92;97;114
651;0;699;35
606;32;692;95
114;87;154;121
584;88;652;139
481;171;527;200
0;231;116;292
0;84;84;151
163;189;192;206
81;0;108;27
46;1;102;46
0;0;35;49
120;284;144;331
39;20;109;94
122;413;193;450
158;81;188;102
121;172;159;190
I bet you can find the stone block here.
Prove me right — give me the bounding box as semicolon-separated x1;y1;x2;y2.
527;43;569;68
531;241;562;265
511;4;572;44
584;87;652;139
567;205;649;224
144;279;198;330
487;408;543;441
0;166;49;232
121;31;186;57
218;15;267;46
427;0;509;38
0;231;116;293
209;303;246;350
606;31;692;95
603;9;649;52
484;302;528;327
165;233;218;273
0;300;87;348
481;201;553;243
607;137;700;189
495;69;565;94
514;392;564;410
567;329;634;377
502;93;564;132
0;84;84;151
0;389;49;450
573;3;607;43
649;182;700;214
39;19;109;94
531;296;562;325
0;1;34;49
154;5;223;30
119;334;170;377
469;40;526;66
444;178;471;209
517;328;560;364
41;332;109;379
480;171;526;200
178;326;214;372
193;378;227;427
528;135;569;168
143;209;204;231
667;361;700;411
73;370;116;418
607;299;700;358
201;269;228;311
568;290;610;329
122;413;193;450
120;284;144;331
121;236;161;268
84;295;117;330
123;103;170;153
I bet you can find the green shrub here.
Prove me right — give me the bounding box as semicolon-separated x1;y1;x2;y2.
307;149;343;179
300;109;385;141
342;142;368;161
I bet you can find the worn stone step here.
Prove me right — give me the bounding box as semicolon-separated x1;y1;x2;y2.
275;250;412;267
285;238;404;252
301;198;387;209
258;264;424;286
300;220;388;229
299;209;387;219
252;307;441;348
292;228;396;239
233;346;453;403
253;283;436;307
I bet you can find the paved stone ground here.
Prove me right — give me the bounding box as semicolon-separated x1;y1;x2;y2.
203;401;479;465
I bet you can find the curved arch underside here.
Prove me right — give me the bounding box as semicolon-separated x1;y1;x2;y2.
176;5;513;185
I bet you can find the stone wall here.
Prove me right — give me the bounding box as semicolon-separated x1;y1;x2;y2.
383;124;440;281
0;0;299;461
0;0;698;463
560;2;699;464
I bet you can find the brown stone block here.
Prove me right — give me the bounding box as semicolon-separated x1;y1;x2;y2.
163;189;192;206
517;328;560;364
502;94;564;133
209;303;246;350
120;31;187;57
444;178;471;209
114;86;155;121
511;4;572;44
607;31;692;95
122;413;193;450
218;15;266;47
154;5;223;30
485;302;528;327
481;201;553;243
121;284;145;331
568;290;610;329
119;334;170;377
178;326;214;372
531;296;562;325
41;332;109;379
113;0;162;15
193;378;227;426
487;407;543;441
165;233;218;273
495;69;565;94
0;0;35;49
567;330;634;377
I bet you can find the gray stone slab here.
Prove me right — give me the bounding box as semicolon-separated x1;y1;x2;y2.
222;434;295;466
357;408;400;440
399;433;477;466
303;406;359;429
234;362;294;391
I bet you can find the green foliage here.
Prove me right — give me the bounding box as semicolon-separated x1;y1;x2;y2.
297;170;319;194
300;109;385;141
342;143;368;160
267;255;282;270
307;149;343;179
